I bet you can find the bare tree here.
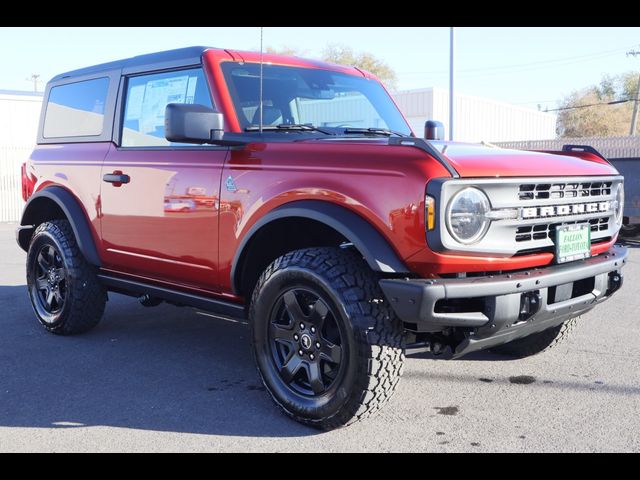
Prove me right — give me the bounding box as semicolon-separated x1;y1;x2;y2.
321;44;398;91
557;72;639;137
260;43;399;91
264;46;308;57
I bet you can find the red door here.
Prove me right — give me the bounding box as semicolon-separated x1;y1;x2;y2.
99;67;227;291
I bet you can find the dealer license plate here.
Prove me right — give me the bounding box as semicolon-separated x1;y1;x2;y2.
555;223;591;264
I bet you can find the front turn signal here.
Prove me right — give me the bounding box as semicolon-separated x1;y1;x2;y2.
426;195;436;231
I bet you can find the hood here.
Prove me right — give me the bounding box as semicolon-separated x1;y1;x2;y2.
432;141;619;178
303;137;619;178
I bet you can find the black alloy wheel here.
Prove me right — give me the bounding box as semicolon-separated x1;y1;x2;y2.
31;244;67;319
268;288;345;397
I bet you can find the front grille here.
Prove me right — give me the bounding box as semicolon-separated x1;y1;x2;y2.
518;181;612;201
515;217;609;243
435;175;622;257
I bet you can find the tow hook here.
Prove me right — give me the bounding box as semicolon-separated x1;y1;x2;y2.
607;271;623;296
518;290;542;322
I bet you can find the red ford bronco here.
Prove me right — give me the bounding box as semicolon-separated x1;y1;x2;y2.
17;47;627;429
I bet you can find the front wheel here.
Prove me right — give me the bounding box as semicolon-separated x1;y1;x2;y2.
250;247;405;430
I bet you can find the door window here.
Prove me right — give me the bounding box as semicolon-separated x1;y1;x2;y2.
121;68;214;147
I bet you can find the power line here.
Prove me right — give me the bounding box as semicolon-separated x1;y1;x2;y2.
545;98;634;112
398;44;637;77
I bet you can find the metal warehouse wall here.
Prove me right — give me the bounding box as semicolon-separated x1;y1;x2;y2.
495;135;640;159
0;92;42;222
392;87;557;143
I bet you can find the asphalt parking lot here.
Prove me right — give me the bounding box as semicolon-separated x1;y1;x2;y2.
0;222;639;452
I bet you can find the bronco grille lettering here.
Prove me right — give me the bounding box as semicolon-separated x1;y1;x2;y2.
521;201;610;219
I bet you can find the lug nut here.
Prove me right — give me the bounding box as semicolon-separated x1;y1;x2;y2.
310;326;316;334
298;350;304;356
309;354;315;360
299;323;305;330
315;342;321;349
293;334;299;341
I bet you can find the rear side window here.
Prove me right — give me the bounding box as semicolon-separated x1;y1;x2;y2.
43;77;109;138
121;68;213;147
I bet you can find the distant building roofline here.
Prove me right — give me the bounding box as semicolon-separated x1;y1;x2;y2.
0;89;44;97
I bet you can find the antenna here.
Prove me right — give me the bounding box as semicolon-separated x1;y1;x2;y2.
259;26;264;134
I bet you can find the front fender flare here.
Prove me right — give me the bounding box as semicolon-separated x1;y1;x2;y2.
231;200;409;292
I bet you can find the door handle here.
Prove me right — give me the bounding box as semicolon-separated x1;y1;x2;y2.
103;171;130;187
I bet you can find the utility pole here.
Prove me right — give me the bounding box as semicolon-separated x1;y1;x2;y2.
628;49;640;136
449;27;455;141
26;74;41;92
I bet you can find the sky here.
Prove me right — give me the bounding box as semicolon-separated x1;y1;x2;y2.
1;27;639;111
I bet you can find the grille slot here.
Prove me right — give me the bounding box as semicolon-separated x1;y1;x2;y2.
514;218;609;243
519;181;612;201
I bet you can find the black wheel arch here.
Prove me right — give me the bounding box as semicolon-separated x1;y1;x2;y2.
231;200;409;295
17;186;101;267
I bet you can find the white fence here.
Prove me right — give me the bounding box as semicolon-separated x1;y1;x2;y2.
0;145;30;222
0;91;41;223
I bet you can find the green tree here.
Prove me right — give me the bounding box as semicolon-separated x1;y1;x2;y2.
557;71;639;137
321;44;398;91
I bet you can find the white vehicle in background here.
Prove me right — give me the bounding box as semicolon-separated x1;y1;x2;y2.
164;198;196;213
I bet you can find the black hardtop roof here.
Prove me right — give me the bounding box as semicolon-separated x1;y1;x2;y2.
50;46;214;82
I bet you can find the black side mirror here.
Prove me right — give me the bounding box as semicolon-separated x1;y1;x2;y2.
424;120;445;141
165;103;224;144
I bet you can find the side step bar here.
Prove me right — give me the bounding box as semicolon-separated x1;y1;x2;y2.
97;274;247;320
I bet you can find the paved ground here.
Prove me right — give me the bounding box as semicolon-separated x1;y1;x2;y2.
0;222;639;452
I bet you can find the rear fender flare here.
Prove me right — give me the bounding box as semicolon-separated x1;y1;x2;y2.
18;186;101;267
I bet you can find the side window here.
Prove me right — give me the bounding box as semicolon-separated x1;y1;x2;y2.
121;68;213;147
43;77;109;138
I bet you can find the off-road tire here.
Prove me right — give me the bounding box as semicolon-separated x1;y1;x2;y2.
250;247;405;430
490;316;579;358
26;220;106;335
620;223;640;239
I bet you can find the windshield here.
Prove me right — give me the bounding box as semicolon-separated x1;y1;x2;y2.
221;62;412;136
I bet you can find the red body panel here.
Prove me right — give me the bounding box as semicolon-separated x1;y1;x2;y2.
218;140;451;292
29;142;109;251
99;145;227;290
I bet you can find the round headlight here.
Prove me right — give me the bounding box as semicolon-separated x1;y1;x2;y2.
446;187;491;244
614;183;624;226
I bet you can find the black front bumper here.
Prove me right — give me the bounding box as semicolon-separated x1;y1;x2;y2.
379;245;628;358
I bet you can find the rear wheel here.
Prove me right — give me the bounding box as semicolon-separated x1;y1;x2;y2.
27;220;106;335
250;247;405;430
490;317;579;358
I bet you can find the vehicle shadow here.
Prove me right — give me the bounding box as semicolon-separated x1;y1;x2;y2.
0;285;316;438
407;349;513;362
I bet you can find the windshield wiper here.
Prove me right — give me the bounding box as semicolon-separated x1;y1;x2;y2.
245;123;334;135
342;127;409;137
